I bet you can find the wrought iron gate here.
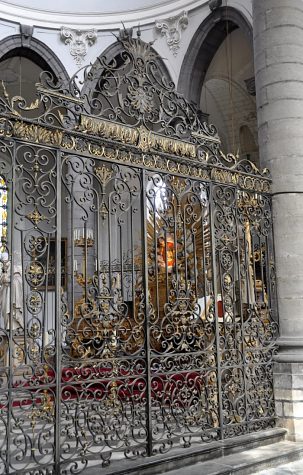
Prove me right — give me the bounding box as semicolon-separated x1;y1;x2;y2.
0;34;278;474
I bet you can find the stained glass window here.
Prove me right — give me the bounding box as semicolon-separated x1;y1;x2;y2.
0;176;8;250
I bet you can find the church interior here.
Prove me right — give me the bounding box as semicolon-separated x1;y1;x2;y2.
0;1;302;474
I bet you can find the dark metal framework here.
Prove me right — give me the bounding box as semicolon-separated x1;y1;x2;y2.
0;34;278;474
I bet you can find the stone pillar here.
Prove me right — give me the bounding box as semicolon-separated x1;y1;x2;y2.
253;0;303;441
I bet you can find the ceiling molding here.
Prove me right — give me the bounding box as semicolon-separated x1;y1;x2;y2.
0;0;208;29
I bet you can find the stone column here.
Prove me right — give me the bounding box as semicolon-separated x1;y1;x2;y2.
253;0;303;441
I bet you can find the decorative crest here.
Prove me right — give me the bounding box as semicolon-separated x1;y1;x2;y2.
0;34;269;181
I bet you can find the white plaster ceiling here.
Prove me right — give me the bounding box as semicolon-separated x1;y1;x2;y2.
2;0;169;14
0;0;208;28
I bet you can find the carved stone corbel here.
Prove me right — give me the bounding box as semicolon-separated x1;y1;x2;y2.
208;0;223;11
60;27;97;66
20;24;33;47
155;11;188;56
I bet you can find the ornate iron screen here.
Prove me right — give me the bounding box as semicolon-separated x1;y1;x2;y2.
0;34;278;474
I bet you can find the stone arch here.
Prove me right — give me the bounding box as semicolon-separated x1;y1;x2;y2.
178;6;252;106
0;34;69;84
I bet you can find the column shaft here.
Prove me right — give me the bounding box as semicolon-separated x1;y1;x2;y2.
253;0;303;441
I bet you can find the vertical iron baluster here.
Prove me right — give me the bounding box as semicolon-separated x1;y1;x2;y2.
209;183;224;440
96;188;100;296
42;233;51;352
20;228;27;364
84;221;88;302
236;198;248;433
108;203;112;291
141;169;153;457
55;149;62;473
71;165;75;335
6;140;15;473
130;204;136;321
119;221;124;301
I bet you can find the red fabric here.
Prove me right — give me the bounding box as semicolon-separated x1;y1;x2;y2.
8;367;203;406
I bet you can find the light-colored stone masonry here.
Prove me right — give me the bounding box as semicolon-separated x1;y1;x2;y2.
253;0;303;441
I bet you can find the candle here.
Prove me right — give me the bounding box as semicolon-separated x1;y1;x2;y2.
95;259;98;272
74;259;77;272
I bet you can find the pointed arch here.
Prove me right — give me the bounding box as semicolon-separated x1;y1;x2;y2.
178;6;252;106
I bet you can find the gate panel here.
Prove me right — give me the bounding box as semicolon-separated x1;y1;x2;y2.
0;138;13;475
239;191;278;432
212;185;278;438
146;173;220;451
212;184;247;437
0;139;58;473
60;155;147;471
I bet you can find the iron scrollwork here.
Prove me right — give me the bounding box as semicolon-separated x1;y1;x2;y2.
0;33;277;474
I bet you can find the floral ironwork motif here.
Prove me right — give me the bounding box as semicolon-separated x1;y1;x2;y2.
27;207;47;225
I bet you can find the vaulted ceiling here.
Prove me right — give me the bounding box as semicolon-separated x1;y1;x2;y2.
0;0;206;27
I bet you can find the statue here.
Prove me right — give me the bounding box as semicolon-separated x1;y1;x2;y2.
0;253;23;330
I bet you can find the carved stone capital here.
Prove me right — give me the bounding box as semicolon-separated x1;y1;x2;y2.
155;10;188;56
60;27;97;66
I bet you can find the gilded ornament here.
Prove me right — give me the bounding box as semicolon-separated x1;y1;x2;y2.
13;121;63;146
128;85;154;114
30;321;40;339
95;164;113;186
99;201;109;220
79;115;138;145
170;176;187;195
27;261;45;288
0;115;270;192
27;208;47;225
137;125;152;152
